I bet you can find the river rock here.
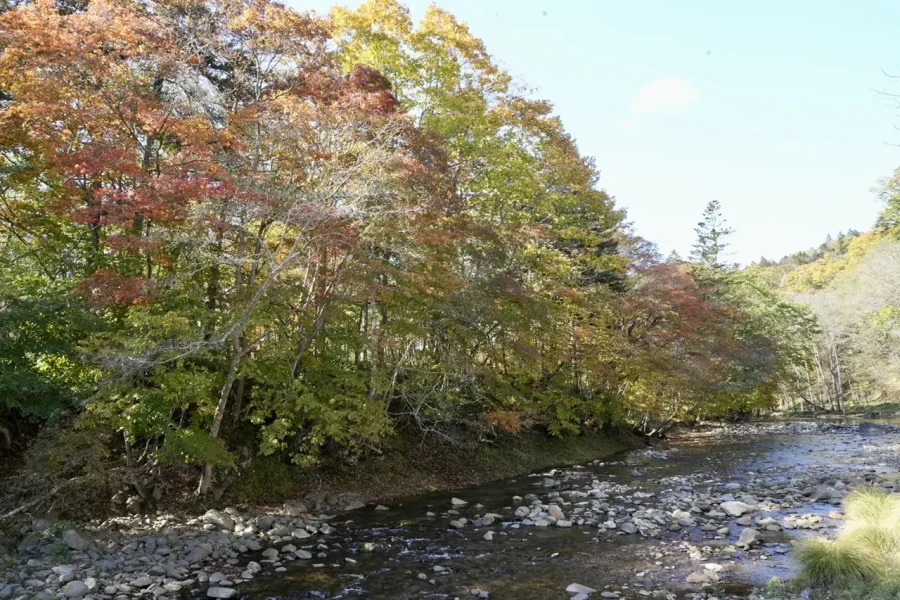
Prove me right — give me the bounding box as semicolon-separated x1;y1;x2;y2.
62;529;91;552
686;570;718;584
483;531;494;541
451;498;468;507
720;501;752;517
207;587;238;598
566;583;597;594
126;496;143;514
202;509;234;531
131;576;153;588
261;548;279;560
62;581;88;598
186;544;212;562
737;527;761;549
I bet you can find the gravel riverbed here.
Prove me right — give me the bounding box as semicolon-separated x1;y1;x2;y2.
2;420;898;600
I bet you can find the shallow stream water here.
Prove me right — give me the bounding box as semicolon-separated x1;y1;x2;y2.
238;421;900;600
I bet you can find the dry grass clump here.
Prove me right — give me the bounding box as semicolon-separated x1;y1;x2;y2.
797;488;900;591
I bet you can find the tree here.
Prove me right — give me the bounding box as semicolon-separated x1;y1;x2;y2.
691;200;734;271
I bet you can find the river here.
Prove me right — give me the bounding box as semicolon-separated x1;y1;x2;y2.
235;421;900;600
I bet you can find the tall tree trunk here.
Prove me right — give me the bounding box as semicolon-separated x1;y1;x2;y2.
197;340;241;495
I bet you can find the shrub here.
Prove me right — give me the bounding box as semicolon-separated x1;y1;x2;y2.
229;456;298;506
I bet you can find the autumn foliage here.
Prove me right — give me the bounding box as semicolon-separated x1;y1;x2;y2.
0;0;813;489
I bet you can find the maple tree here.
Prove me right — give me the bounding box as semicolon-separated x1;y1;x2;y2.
0;0;815;490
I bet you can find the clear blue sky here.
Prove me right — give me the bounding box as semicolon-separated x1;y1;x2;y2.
291;0;900;264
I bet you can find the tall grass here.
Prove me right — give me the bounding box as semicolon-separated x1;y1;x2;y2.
796;537;882;585
797;488;900;591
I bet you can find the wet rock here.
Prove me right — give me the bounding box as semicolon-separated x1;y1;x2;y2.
246;561;262;574
294;550;312;560
480;513;500;526
451;498;468;507
737;527;761;549
375;505;389;511
262;547;280;560
483;531;494;541
207;587;238;598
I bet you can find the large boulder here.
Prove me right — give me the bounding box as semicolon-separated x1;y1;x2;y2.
202;509;235;531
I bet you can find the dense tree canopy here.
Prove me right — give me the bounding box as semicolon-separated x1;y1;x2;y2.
0;0;816;490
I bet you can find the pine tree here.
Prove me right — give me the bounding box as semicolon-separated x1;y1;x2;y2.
690;200;734;270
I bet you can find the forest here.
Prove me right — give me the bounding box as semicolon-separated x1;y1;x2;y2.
0;0;894;507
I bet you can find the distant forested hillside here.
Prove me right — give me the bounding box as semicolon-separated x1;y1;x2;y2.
749;168;900;412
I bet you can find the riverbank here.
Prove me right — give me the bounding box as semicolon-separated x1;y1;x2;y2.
0;429;640;600
229;428;642;508
2;421;898;600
